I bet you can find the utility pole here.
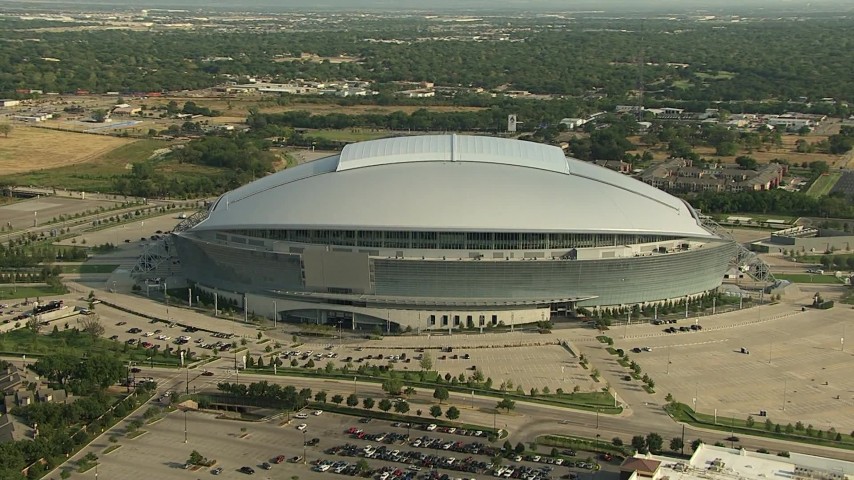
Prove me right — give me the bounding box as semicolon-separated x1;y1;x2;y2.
184;409;188;443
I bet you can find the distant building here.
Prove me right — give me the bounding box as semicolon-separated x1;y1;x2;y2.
0;99;21;108
559;118;586;130
398;89;435;98
640;160;785;193
111;104;142;116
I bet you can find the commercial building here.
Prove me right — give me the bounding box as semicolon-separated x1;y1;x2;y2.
167;135;736;331
621;443;853;480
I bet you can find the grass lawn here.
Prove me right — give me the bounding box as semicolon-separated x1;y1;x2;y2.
666;402;854;450
304;129;392;142
0;285;66;300
714;212;798;224
806;172;842;198
0;329;182;366
774;273;841;284
0;126;133;176
2;139;169;191
695;70;736;80
62;264;120;274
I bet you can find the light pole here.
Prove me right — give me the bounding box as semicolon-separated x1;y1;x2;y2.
273;300;277;329
666;346;671;375
783;378;788;411
184;409;188;443
303;430;307;464
235;352;240;385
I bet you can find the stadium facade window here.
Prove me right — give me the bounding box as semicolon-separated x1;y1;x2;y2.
224;229;678;251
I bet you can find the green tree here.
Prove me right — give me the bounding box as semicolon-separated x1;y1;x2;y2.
433;387;449;404
746;415;755;428
691;439;703;452
631;435;647;454
646;433;663;454
669;437;684;452
331;394;343;405
446;406;460;420
362;397;375;410
735;156;758;170
429;405;443;419
419;352;433;371
314;391;327;403
346;393;359;407
378;399;392;412
496;397;516;413
394;400;410;414
382;377;403;395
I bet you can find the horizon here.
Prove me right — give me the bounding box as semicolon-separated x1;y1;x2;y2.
1;0;853;14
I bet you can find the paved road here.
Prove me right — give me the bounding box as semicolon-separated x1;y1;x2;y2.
143;363;854;462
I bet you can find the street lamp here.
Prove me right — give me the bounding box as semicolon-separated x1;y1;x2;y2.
184;409;188;443
303;430;307;464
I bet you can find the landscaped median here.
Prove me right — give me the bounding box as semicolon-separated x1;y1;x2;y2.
236;365;622;415
665;401;854;450
537;433;633;464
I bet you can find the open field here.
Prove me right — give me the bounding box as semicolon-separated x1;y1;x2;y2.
143;96;486;117
303;128;393;142
0;126;133;175
1;139;171;191
773;273;843;284
0;285;66;300
806;172;842;198
628;133;844;169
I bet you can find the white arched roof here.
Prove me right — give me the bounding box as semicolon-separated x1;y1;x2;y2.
196;135;715;238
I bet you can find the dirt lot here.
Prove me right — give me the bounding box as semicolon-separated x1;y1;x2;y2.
627;133;845;168
0;126;133;175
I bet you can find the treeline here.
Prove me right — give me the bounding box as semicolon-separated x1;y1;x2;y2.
248;108;510;133
1;18;852;102
112;134;275;198
686;189;854;218
0;244;87;268
31;353;125;395
0;385;154;478
216;381;312;411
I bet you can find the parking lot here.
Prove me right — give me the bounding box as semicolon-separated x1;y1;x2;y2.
56;408;619;480
612;304;854;431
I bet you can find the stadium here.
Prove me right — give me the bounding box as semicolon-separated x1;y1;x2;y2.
168;134;737;331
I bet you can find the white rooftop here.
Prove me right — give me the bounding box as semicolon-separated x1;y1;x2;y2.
634;444;853;480
195;135;717;238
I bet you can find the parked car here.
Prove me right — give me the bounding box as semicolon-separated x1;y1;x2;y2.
211;467;223;475
238;466;255;474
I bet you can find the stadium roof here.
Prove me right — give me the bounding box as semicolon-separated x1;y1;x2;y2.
195;135;716;238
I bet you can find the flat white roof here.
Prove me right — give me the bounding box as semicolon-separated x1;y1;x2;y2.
633;444;853;480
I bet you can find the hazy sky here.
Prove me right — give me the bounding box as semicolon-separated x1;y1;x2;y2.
2;0;850;13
